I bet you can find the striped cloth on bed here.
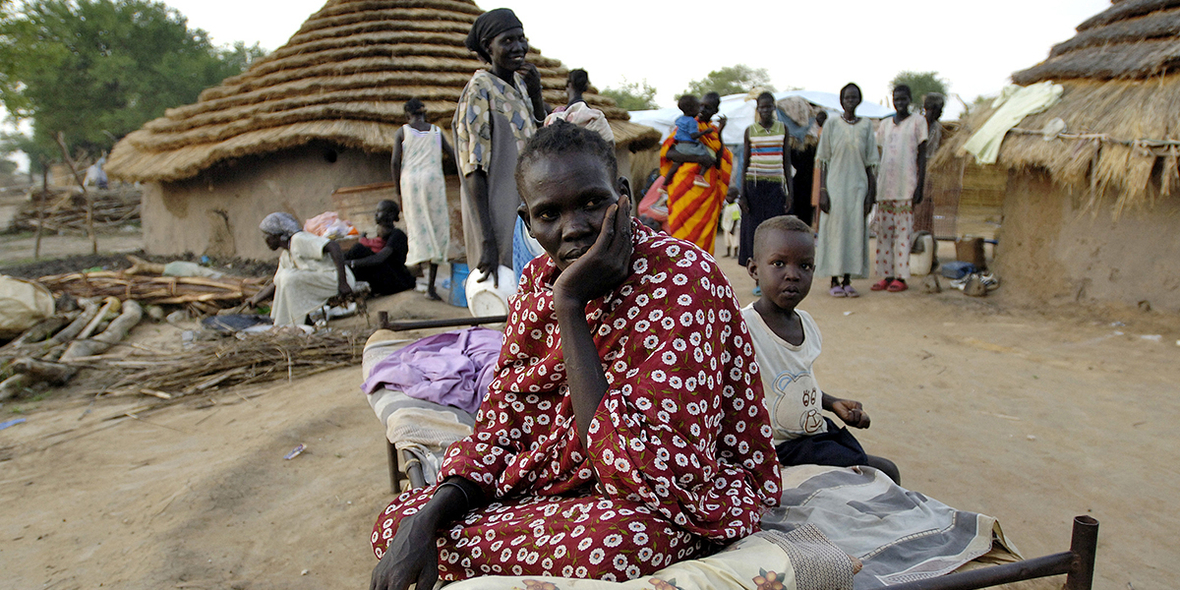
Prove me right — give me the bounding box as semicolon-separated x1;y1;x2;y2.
762;465;1018;589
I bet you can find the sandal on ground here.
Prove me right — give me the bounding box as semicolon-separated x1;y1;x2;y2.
829;285;847;297
887;279;908;292
870;279;890;291
843;285;860;298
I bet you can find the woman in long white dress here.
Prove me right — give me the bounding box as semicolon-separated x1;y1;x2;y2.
815;83;878;298
392;98;455;300
248;212;354;326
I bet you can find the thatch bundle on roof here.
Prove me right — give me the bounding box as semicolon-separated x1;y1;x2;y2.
107;0;658;184
938;0;1180;215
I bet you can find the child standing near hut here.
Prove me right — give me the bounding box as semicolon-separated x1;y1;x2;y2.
871;85;928;293
744;215;901;483
391;98;456;300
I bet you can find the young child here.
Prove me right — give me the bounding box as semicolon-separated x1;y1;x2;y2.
743;215;901;483
720;194;741;258
662;94;714;190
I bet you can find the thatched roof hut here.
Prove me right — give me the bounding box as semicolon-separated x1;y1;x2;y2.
939;0;1180;214
937;0;1180;312
107;0;659;259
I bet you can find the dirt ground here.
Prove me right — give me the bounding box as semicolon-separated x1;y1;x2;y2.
2;237;1178;590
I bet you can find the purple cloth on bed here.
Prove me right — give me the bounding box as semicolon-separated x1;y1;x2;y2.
361;327;503;414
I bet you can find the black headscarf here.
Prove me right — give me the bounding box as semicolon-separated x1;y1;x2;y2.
465;8;523;63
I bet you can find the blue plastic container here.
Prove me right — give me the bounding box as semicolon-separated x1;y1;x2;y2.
941;261;977;280
449;262;469;307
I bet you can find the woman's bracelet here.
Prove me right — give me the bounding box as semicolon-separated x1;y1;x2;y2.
435;481;470;510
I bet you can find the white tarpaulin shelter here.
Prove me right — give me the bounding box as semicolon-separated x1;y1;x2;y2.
629;90;895;146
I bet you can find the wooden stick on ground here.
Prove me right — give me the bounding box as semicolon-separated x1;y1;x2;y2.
60;300;143;362
47;299;99;347
76;297;121;341
11;357;76;384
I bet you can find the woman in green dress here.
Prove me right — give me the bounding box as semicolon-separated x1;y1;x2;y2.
815;83;878;298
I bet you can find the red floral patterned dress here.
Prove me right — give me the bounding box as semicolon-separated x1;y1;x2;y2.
372;222;782;582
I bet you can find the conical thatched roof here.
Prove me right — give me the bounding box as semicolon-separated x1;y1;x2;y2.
1013;0;1180;83
107;0;659;183
939;0;1180;214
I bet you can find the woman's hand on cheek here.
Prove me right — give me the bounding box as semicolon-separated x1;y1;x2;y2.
553;196;632;307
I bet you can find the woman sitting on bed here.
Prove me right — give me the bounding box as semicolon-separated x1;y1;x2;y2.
369;122;782;589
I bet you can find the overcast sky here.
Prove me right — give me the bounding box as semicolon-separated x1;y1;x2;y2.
166;0;1112;116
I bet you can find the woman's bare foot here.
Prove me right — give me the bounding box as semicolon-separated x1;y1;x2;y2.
425;290;442;301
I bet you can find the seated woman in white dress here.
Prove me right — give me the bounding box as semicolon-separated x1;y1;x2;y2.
247;212;354;326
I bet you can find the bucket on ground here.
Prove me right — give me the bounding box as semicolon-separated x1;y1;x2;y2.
910;233;935;277
466;265;515;317
449;262;469;308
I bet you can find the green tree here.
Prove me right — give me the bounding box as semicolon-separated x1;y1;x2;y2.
889;71;949;102
600;78;659;111
0;0;265;166
684;65;774;98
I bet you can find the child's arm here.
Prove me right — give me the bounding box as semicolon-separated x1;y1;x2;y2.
689;127;716;140
822;392;871;428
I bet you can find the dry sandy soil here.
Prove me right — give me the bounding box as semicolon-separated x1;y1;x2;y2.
2;240;1178;590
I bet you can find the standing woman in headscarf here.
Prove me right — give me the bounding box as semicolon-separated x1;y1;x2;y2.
247;212;354;326
453;7;547;287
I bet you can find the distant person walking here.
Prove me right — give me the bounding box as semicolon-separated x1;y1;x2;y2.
391;98;455;300
739;91;792;267
815;83;877;297
870;85;928;293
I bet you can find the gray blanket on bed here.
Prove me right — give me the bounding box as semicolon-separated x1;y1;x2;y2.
762;465;1014;589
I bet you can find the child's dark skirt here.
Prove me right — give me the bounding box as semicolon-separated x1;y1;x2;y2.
775;418;869;467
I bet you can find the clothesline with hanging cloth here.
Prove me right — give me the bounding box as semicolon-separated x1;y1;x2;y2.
1004;126;1180;157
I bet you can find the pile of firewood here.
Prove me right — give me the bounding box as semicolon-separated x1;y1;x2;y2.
1;297;143;400
36;268;265;316
14;187;141;233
